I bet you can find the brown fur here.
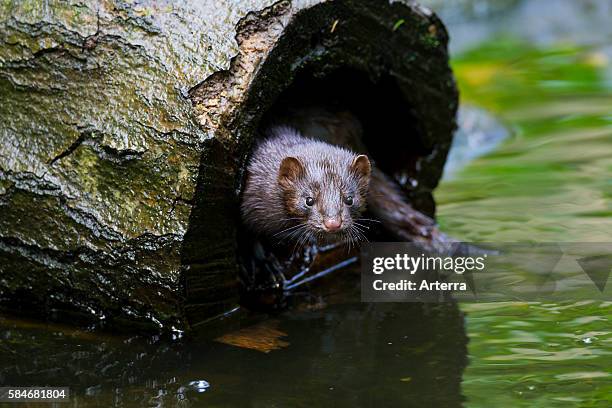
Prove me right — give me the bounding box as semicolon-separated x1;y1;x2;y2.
241;126;371;245
272;107;455;253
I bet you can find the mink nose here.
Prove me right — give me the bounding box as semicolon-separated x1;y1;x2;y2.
323;218;342;232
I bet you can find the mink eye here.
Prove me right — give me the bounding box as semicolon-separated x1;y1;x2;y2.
344;196;354;206
305;197;315;206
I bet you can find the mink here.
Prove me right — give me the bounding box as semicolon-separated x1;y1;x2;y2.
242;105;457;255
240;126;371;246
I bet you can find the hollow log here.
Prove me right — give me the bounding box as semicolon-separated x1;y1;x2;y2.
0;0;457;330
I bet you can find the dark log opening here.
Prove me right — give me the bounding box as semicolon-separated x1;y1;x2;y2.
234;67;435;308
258;67;432;191
183;0;458;328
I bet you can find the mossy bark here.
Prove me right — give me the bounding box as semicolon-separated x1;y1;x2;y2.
0;0;457;330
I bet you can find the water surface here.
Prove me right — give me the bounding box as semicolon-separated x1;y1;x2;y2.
435;37;612;407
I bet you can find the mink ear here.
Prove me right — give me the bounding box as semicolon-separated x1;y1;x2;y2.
350;155;371;178
278;157;305;186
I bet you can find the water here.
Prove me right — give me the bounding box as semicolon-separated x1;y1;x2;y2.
434;45;612;408
433;1;612;406
2;1;612;407
1;300;468;407
438;39;612;243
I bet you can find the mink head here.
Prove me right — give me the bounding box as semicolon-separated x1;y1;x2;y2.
277;154;371;244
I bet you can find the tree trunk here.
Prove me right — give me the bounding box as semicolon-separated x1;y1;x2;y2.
0;0;457;330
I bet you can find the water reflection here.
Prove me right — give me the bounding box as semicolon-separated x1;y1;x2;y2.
1;299;467;407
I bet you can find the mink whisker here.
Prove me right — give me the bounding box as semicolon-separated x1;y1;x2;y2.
355;217;381;224
279;223;307;239
352;226;369;243
279;224;309;246
344;230;353;253
273;222;308;237
352;222;370;230
292;229;313;254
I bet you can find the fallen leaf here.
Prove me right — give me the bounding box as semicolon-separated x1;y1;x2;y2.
215;320;289;353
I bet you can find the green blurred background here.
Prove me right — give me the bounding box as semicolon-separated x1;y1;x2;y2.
432;0;612;406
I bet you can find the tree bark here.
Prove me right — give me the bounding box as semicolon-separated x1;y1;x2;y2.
0;0;457;330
